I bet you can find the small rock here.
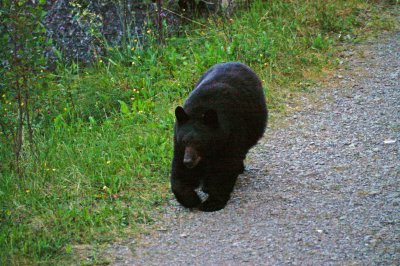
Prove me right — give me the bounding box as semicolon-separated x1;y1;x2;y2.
369;190;381;196
383;139;396;144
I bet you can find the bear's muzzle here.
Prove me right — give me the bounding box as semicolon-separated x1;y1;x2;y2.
183;146;201;169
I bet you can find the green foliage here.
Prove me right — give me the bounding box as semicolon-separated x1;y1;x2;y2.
0;0;397;264
0;0;48;172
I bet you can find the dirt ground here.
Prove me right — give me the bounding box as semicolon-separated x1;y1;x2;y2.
105;31;399;265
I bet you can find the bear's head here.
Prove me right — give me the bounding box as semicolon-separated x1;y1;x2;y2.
174;106;228;169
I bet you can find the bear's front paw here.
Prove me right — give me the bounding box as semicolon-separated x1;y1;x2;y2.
198;199;227;212
174;191;201;208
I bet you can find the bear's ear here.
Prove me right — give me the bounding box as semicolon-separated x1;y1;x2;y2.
175;106;189;124
203;109;218;129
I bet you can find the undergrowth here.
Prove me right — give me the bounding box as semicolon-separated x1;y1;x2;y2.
0;0;398;264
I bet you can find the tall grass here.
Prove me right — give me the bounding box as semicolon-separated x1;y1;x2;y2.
0;0;397;264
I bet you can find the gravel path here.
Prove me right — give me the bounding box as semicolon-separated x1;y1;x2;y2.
109;32;399;265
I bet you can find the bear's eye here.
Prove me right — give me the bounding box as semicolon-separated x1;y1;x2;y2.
181;138;200;146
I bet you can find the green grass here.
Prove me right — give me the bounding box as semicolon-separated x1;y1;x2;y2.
0;0;398;264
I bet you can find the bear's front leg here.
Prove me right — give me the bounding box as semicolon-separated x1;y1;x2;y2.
171;155;202;208
199;158;242;212
171;177;201;208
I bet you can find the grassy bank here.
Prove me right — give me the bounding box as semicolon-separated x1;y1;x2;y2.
0;0;397;264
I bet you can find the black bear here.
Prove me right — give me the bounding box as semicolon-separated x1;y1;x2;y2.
171;62;268;212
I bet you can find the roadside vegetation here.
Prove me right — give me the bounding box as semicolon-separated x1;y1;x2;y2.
0;0;398;264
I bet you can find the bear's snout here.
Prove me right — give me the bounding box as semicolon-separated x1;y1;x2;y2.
183;146;201;169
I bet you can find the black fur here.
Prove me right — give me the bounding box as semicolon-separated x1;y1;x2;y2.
171;62;268;212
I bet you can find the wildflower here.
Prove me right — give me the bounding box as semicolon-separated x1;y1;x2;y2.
134;39;138;43
99;59;103;63
52;168;56;171
102;185;108;190
2;94;5;98
147;29;151;34
106;160;111;164
131;47;135;51
64;107;67;111
130;97;135;101
20;102;24;106
260;54;263;57
264;63;268;66
138;56;141;59
26;189;30;193
132;62;135;65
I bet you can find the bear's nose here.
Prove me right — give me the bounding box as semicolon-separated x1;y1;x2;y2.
183;146;201;169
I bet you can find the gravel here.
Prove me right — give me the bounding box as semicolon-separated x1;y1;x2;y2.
108;32;400;265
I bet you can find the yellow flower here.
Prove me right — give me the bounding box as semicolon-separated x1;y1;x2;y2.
134;39;138;43
106;160;111;164
99;59;103;63
147;29;151;34
132;62;135;65
102;186;108;190
131;47;135;51
26;189;30;193
2;94;5;98
52;168;56;171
